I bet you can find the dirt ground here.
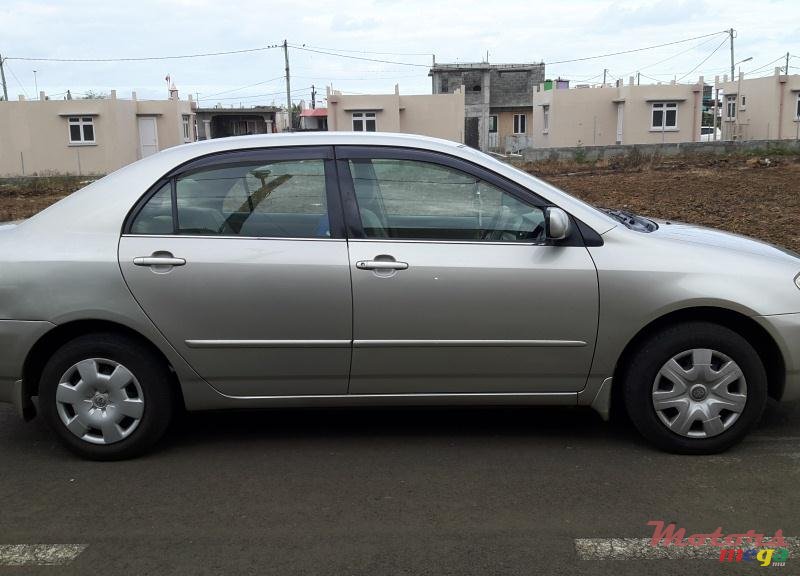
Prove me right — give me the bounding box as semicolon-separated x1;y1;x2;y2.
0;176;92;223
534;154;800;252
2;153;800;251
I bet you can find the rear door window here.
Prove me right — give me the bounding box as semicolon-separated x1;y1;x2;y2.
129;158;331;238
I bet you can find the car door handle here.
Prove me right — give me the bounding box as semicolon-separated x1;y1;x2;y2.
133;256;186;267
356;260;409;271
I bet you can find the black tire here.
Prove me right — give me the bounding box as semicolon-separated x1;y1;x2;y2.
623;321;767;454
38;332;173;460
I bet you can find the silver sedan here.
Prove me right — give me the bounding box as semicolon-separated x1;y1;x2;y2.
1;133;799;459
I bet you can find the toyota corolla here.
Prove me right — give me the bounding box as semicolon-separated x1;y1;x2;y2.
1;133;798;459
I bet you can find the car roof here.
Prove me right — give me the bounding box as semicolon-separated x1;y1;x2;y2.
181;131;467;151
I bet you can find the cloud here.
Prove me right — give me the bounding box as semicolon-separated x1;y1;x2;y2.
598;0;712;27
0;0;797;102
330;14;381;32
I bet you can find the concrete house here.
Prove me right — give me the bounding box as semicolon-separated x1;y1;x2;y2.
531;77;706;148
326;85;465;143
298;108;328;131
715;69;800;141
430;62;545;153
194;106;281;140
0;91;194;176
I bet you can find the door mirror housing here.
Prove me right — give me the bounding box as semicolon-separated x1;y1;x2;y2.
545;207;570;241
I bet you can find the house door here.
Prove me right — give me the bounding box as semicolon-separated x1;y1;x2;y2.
464;117;479;149
138;117;159;158
488;115;499;149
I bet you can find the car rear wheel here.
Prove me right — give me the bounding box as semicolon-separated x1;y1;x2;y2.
39;333;173;460
623;322;767;454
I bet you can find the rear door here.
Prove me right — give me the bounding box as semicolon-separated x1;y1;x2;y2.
336;146;599;395
119;146;352;397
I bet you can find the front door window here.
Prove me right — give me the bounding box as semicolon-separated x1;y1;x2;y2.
348;158;545;242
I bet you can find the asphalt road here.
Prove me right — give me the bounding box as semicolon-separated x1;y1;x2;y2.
0;399;798;575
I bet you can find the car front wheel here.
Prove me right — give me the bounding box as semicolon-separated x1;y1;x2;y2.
623;322;767;454
39;333;174;460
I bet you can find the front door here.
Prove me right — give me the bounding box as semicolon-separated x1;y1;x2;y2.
119;146;352;397
138;117;158;158
337;147;599;395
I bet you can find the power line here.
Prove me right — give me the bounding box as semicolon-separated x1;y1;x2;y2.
202;75;286;98
290;33;729;72
545;30;729;66
742;55;788;76
292;73;423;81
677;36;728;82
4;61;28;97
638;72;664;83
291;32;731;71
5;46;279;63
207;86;312;102
295;44;432;57
4;30;734;76
621;34;723;78
568;72;604;82
288;44;430;68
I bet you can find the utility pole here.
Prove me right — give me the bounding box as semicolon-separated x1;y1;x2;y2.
311;84;316;109
432;54;436;93
637;72;640;86
786;52;791;74
729;28;735;79
283;39;292;130
0;53;8;101
33;70;38;99
603;68;607;85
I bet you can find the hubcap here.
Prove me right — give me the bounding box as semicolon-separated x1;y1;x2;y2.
55;358;145;445
651;348;747;439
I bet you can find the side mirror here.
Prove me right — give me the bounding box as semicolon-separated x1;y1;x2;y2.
545;207;571;241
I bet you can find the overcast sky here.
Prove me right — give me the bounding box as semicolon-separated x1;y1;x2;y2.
1;0;798;107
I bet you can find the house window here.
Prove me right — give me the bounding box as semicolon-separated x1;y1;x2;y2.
726;95;736;120
651;102;678;130
513;113;527;134
488;115;498;133
68;116;95;144
182;115;191;142
542;105;550;131
740;95;747;110
352;111;376;132
440;77;448;94
796;93;799;120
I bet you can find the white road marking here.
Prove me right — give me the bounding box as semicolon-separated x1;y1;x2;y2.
0;544;87;566
575;538;800;560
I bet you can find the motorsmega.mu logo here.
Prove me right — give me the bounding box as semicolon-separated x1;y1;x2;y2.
647;520;790;567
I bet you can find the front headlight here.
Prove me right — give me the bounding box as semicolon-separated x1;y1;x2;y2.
795;273;800;290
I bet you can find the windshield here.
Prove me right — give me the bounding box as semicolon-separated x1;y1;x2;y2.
599;208;658;232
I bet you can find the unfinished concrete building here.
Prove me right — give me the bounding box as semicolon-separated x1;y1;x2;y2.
430;62;545;152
